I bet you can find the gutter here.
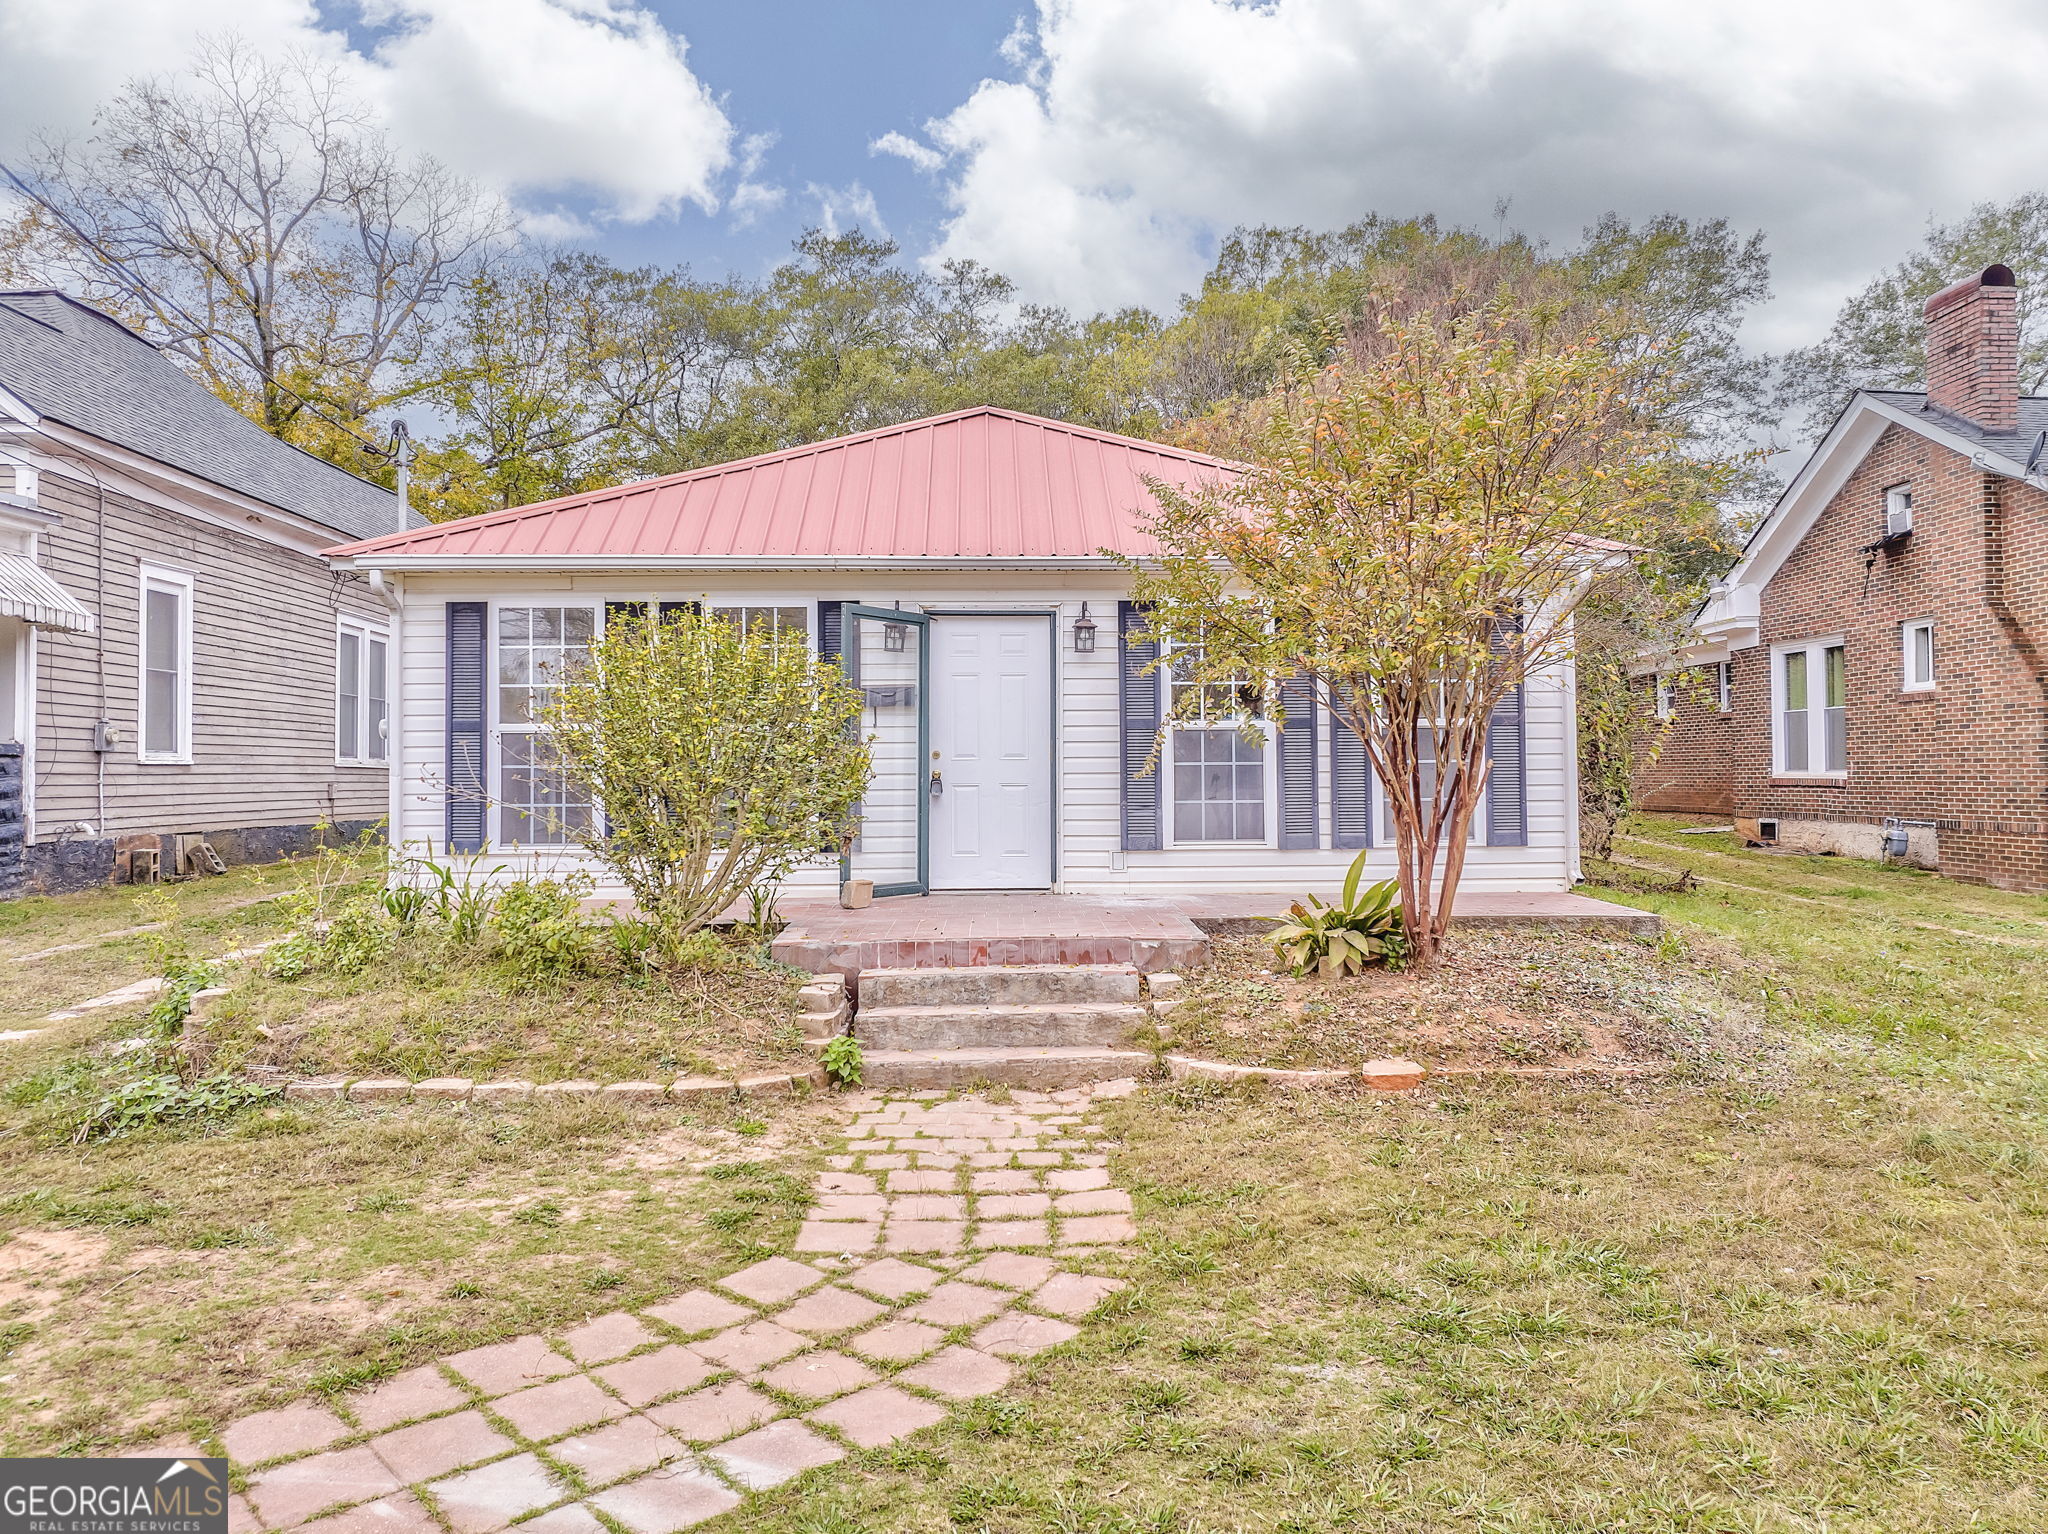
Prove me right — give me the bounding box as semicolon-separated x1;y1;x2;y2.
324;554;1136;574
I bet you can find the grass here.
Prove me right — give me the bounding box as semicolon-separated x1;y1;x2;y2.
0;1055;835;1455
725;815;2048;1531
209;926;812;1083
0;858;836;1454
8;823;2048;1527
0;864;306;1029
1164;926;1750;1072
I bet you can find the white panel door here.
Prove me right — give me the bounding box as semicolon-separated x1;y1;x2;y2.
929;615;1054;889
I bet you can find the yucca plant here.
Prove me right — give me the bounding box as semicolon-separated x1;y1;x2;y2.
1269;848;1407;977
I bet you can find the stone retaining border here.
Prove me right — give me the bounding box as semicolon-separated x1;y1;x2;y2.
282;1070;830;1104
1164;1053;1673;1090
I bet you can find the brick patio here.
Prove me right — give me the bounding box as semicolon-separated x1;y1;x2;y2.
188;1088;1135;1532
769;889;1655;980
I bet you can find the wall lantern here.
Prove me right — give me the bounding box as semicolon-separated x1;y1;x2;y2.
882;622;907;652
1072;602;1098;654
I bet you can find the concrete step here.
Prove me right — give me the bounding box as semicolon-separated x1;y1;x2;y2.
856;1001;1147;1051
858;964;1141;1009
861;1046;1154;1090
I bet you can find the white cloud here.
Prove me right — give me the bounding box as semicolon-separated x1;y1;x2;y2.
894;0;2048;345
871;130;946;175
727;131;784;229
0;0;735;227
810;181;886;239
363;0;732;221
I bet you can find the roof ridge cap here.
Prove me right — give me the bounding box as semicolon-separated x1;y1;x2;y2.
330;405;1247;555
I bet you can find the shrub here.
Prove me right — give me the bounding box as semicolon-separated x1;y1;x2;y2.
146;958;219;1039
70;1071;277;1143
821;1034;864;1086
535;609;869;962
489;875;599;985
1269;849;1407;976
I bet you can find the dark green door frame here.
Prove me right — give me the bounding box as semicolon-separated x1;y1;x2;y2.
842;605;930;898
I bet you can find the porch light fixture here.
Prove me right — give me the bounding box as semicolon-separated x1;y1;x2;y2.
882;621;907;652
1072;602;1097;654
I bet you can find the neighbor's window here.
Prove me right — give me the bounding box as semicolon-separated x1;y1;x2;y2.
1655;674;1675;719
711;605;810;654
1776;640;1847;775
1717;661;1732;713
138;566;193;763
336;618;390;766
1902;619;1936;692
1885;484;1913;537
496;605;596;844
1165;639;1268;844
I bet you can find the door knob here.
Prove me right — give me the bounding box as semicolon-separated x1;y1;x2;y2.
929;768;943;798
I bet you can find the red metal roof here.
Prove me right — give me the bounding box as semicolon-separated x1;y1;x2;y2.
324;407;1244;562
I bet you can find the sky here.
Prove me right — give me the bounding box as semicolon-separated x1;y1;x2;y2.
5;0;2048;357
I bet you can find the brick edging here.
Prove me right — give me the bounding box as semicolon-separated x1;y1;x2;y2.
282;1071;831;1104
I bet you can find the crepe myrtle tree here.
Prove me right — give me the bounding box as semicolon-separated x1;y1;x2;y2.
535;609;869;960
1122;300;1728;968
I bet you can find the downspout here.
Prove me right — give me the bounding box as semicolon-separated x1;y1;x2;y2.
1981;471;2048;829
370;570;405;857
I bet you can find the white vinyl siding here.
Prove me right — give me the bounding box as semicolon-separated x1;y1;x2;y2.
389;576;1577;897
1775;639;1847;777
138;565;193;764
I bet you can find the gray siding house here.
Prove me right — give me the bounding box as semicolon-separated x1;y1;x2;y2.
0;290;412;893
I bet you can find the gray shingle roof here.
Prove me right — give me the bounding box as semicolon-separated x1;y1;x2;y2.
0;291;412;541
1863;387;2048;458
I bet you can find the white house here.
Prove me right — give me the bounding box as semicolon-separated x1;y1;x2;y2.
322;407;1582;900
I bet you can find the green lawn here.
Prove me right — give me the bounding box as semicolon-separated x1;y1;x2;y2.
733;817;2048;1532
5;825;2048;1530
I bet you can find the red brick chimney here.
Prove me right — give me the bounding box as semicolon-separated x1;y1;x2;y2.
1923;263;2019;432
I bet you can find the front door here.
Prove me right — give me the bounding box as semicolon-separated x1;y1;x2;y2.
929;615;1054;890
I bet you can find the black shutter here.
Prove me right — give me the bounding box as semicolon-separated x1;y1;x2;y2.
1277;674;1320;849
445;601;488;853
1118;601;1162;852
818;600;847;663
1331;691;1372;849
1486;615;1528;846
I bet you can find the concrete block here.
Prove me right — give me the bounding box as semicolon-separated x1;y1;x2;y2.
1361;1058;1428;1092
602;1081;669;1103
347;1078;412;1101
413;1078;474;1100
534;1080;600;1098
470;1080;534;1103
284;1078;349;1101
671;1076;734;1099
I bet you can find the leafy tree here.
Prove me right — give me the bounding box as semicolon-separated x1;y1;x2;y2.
1122;300;1729;967
1778;194;2048;438
535;611;869;960
0;39;503;465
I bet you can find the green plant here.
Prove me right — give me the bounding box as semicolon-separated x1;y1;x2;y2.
742;883;781;939
146;958;219;1039
607;914;662;972
820;1033;864;1086
489;875;598;985
378;881;435;928
534;607;870;962
403;852;503;944
1268;850;1407;976
320;898;396;975
70;1072;277;1143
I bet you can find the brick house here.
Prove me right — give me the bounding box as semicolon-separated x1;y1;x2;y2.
1641;263;2048;890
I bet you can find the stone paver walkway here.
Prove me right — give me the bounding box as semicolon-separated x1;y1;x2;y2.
200;1085;1137;1533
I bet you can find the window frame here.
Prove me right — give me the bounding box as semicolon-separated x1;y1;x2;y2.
335;616;392;767
1884;483;1914;538
1771;636;1849;779
1654;673;1675;720
1158;638;1276;849
1717;660;1732;714
136;563;194;765
1900;618;1936;694
491;601;601;847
